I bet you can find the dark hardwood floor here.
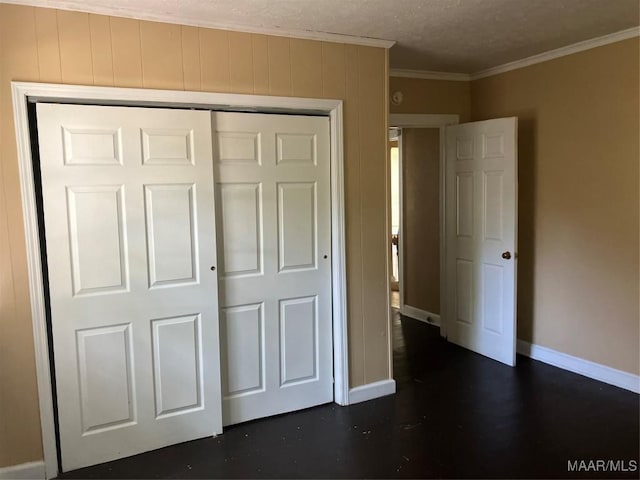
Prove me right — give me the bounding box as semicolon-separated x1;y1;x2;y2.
59;312;639;479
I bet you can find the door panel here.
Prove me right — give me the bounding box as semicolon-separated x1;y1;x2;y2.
36;103;222;471
76;324;135;433
221;303;265;397
219;183;263;276
280;295;318;385
213;112;332;426
151;314;202;417
145;184;197;286
278;182;316;271
445;118;517;366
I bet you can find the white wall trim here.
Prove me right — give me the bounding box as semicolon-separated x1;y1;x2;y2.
0;461;45;480
390;27;640;82
517;340;640;394
2;0;395;49
400;305;440;327
471;27;640;80
12;81;350;477
390;68;471;82
348;380;396;404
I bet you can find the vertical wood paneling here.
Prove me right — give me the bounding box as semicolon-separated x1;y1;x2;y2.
0;5;392;467
88;14;113;86
199;28;230;92
181;26;201;91
110;17;142;87
140;21;183;90
290;38;323;98
343;44;365;386
321;42;346;99
267;36;291;96
358;46;389;383
0;4;45;467
0;5;13;467
34;8;61;83
228;31;253;94
251;34;269;95
57;10;93;84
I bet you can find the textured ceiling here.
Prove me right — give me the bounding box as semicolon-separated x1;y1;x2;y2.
7;0;640;73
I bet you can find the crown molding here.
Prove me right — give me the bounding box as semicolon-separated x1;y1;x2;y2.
390;27;639;82
0;0;396;48
471;26;640;80
389;68;471;81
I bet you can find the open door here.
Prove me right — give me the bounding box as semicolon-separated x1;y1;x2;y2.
444;118;517;366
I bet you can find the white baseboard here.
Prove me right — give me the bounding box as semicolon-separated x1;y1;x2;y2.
517;340;639;394
400;304;440;327
348;379;396;404
0;461;45;480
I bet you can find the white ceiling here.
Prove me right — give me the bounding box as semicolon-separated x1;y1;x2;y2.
6;0;640;73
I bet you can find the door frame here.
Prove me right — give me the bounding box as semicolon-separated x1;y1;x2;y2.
12;81;349;479
388;114;458;336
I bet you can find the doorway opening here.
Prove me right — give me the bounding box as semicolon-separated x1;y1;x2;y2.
388;115;458;333
388;113;520;387
389;131;400;311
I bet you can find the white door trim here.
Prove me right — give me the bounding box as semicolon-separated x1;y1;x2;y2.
388;114;458;338
11;81;349;479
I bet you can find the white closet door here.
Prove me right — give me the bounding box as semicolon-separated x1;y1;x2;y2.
36;103;222;471
445;117;518;366
212;112;333;426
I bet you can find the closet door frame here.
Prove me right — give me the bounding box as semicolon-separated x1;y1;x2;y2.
11;81;349;480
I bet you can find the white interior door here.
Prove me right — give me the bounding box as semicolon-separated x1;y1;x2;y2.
212;112;333;426
37;103;222;471
444;117;518;365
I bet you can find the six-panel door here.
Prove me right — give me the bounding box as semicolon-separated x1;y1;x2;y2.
37;104;222;471
445;117;518;366
212;112;333;426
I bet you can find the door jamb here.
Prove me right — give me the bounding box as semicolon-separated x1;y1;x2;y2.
388;114;459;337
12;81;349;479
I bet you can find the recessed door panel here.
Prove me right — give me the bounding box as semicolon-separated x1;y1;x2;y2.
455;260;473;325
278;182;316;272
142;129;193;165
456;137;473;160
482;264;504;334
276;133;316;165
145;184;197;287
216;132;260;165
76;324;135;434
280;296;317;386
482;133;505;158
456;173;473;238
484;172;503;241
221;303;264;397
219;183;263;277
152;314;202;417
63;127;122;165
67;185;128;296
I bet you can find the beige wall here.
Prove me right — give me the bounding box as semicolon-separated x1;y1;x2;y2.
389;76;470;121
0;4;390;467
471;38;639;376
402;128;440;314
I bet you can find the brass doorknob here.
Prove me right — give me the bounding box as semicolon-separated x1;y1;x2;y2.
501;251;512;260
